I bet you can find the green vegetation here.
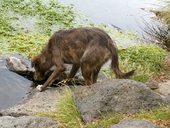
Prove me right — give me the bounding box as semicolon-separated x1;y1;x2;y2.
145;1;170;51
39;87;170;128
155;1;170;27
0;0;137;57
102;44;167;82
119;44;167;82
0;0;77;57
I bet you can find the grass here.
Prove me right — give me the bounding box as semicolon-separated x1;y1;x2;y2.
102;44;167;82
145;1;170;51
38;87;83;128
38;87;170;128
0;0;140;57
0;0;77;56
154;1;170;27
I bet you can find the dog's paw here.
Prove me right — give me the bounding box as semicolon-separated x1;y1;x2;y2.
36;85;43;92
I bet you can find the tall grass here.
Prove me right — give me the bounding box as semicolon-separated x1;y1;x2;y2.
145;2;170;51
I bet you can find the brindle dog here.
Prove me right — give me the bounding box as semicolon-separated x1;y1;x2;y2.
32;27;134;91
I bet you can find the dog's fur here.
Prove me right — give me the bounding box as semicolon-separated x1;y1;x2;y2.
31;27;134;91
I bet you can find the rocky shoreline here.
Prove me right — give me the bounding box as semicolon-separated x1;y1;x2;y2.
0;54;170;128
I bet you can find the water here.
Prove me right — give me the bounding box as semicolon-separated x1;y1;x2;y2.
59;0;164;34
0;58;31;110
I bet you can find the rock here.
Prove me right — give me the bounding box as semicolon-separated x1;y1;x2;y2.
0;116;59;128
0;56;32;110
6;56;29;72
146;80;159;90
1;87;61;116
6;54;34;81
158;80;170;96
163;94;170;105
111;119;159;128
73;79;164;122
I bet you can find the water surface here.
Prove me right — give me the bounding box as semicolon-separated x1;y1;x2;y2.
60;0;164;34
0;58;31;110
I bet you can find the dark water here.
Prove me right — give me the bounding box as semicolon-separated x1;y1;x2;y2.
0;58;31;110
59;0;164;34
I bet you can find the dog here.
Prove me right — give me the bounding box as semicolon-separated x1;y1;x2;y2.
31;27;134;91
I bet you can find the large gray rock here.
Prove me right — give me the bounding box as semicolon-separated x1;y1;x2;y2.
111;119;159;128
73;79;164;122
0;116;59;128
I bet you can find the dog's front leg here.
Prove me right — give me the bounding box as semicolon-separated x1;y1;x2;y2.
37;65;65;92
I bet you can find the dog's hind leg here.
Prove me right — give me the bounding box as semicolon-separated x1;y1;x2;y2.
81;62;93;85
92;65;102;83
68;64;80;78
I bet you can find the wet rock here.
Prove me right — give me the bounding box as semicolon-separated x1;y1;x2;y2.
73;79;164;122
0;116;59;128
0;56;32;110
6;54;34;80
111;119;159;128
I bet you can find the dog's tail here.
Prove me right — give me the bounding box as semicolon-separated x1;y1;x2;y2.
108;40;134;78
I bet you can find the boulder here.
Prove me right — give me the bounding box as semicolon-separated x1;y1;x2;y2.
0;116;59;128
73;79;164;122
111;119;159;128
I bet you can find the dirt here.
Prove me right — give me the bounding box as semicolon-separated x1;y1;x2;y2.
147;65;170;97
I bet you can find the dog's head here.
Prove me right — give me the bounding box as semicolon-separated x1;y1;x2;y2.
31;54;47;81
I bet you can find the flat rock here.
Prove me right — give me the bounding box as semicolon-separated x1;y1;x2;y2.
73;79;164;122
0;116;59;128
111;119;159;128
1;87;61;116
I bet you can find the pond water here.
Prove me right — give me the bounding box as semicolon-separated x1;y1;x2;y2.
59;0;164;34
0;57;32;110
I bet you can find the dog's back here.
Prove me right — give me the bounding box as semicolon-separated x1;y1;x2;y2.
47;27;113;65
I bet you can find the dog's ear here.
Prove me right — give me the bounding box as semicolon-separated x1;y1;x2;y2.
31;55;46;67
31;55;40;67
